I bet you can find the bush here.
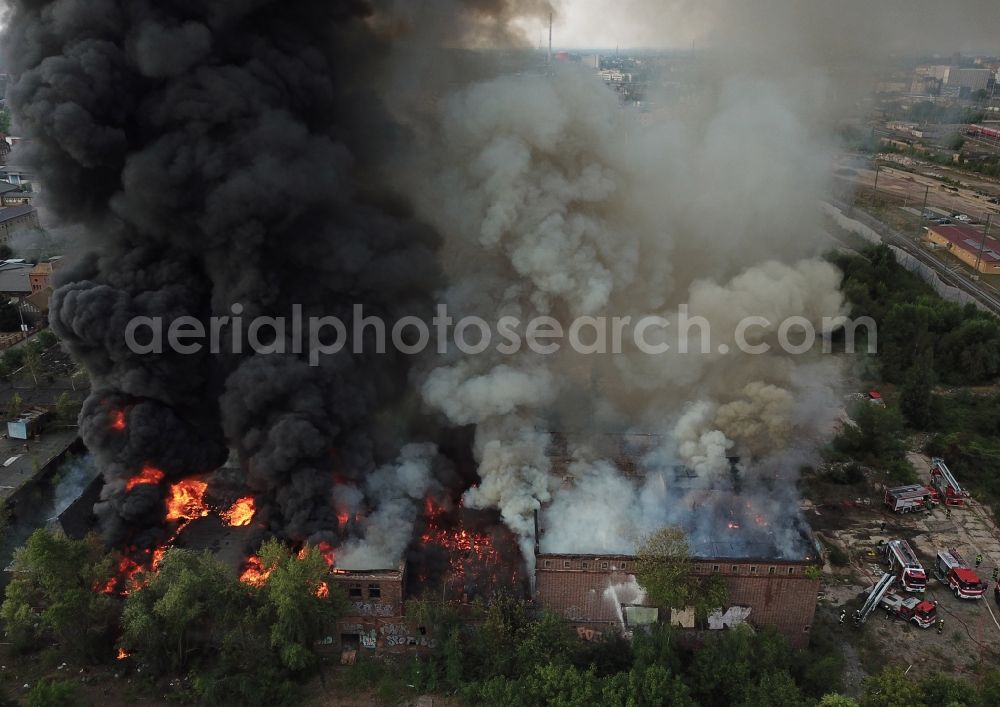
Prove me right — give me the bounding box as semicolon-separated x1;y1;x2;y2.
827;546;850;567
35;329;57;348
1;347;24;370
26;680;82;707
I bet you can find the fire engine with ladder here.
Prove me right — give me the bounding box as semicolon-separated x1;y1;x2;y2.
880;539;927;592
879;591;937;628
935;549;987;599
856;573;938;628
930;458;969;507
884;484;936;513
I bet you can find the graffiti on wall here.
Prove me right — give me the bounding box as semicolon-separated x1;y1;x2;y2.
380;622;433;648
349;601;395;617
575;626;604;642
339;621;434;650
707;606;752;630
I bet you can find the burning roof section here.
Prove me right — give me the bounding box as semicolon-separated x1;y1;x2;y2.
539;433;818;562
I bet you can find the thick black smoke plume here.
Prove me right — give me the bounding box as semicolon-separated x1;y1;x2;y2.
1;0;452;547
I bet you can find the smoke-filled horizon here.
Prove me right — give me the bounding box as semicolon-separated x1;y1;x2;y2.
0;0;993;572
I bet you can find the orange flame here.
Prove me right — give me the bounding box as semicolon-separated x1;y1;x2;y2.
315;581;330;599
111;409;126;431
116;647;130;660
315;541;336;568
221;496;256;527
419;498;500;586
125;465;164;492
96;556;146;596
239;555;271;587
165;479;209;522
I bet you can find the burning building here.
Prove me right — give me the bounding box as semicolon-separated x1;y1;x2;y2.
534;554;820;648
4;0;846;660
534;439;823;648
328;562;414;653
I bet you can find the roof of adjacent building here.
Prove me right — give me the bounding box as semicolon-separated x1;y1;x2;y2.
0;204;35;223
0;260;32;293
929;224;1000;263
0;182;21;195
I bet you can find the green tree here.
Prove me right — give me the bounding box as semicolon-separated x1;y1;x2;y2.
737;670;806;707
121;548;245;673
35;329;57;348
0;109;10;134
635;527;692;610
515;610;581;675
690;625;793;706
632;622;682;676
256;538;347;671
1;347;24;372
980;669;1000;706
834;403;908;466
693;572;730;619
818;696;859;707
54;391;81;424
26;680;81;707
6;392;23;420
0;300;20;332
862;666;926;707
473;588;539;678
601;666;696;707
900;354;935;429
523;664;600;707
0;529;117;660
917;673;977;706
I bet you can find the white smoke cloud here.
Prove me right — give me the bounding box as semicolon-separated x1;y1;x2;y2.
401;54;848;562
335;443;438;570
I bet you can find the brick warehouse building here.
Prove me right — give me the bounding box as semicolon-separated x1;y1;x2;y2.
327;562;434;654
535;552;821;648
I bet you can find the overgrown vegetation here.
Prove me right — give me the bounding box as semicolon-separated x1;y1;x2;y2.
831;244;1000;513
1;530;347;706
635;526;728;619
833;244;1000;386
339;591;998;707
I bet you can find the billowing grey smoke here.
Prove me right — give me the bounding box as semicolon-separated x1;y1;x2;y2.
1;0;560;563
401;64;848;566
0;0;456;549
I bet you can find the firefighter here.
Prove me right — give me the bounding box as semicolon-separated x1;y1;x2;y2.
976;553;983;568
937;619;944;635
879;520;886;532
946;507;952;520
993;567;998;581
839;609;846;624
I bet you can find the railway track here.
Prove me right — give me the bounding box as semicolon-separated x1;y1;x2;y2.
827;199;1000;315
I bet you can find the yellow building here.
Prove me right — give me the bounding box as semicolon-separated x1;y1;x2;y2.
926;224;1000;274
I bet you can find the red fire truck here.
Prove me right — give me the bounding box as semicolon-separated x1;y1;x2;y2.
879;591;938;628
884;485;934;513
935;549;987;599
930;458;969;507
880;539;927;593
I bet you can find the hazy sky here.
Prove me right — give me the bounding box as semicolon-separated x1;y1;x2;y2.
515;0;711;50
514;0;1000;54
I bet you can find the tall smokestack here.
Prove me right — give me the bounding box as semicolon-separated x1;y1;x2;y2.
548;11;552;64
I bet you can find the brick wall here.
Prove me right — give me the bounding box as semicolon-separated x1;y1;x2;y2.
535;554;820;648
329;565;405;619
